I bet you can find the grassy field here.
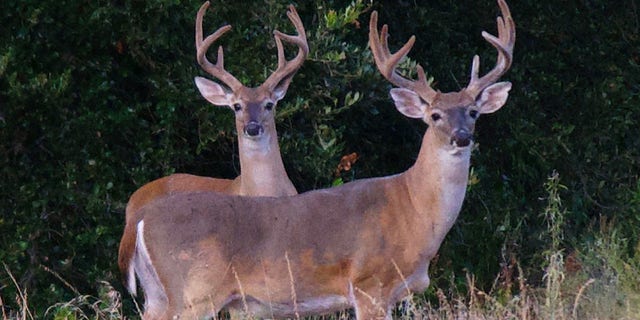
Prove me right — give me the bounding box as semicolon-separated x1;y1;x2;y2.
3;245;638;320
2;177;639;320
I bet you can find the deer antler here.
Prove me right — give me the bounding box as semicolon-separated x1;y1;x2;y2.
369;11;438;103
196;2;307;92
195;1;243;91
464;0;516;98
262;5;309;91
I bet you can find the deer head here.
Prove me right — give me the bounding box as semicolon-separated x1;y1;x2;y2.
369;0;515;152
194;1;308;143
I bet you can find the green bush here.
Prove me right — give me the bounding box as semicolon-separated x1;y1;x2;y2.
1;0;638;317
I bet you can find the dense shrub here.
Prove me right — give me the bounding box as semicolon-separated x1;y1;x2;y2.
1;0;638;316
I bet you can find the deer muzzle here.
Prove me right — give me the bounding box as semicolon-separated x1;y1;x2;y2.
451;129;473;148
244;121;264;137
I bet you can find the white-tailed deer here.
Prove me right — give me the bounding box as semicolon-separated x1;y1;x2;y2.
118;1;307;298
119;0;515;318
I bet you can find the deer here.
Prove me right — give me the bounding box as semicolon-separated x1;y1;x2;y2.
118;1;308;299
118;0;515;318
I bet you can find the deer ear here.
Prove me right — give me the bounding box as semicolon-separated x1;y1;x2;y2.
476;82;511;114
271;74;294;102
195;76;233;106
390;88;426;119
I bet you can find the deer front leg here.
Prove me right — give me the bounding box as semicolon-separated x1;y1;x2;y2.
350;282;393;320
228;309;248;320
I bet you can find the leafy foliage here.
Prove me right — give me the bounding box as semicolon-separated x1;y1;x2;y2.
0;0;638;317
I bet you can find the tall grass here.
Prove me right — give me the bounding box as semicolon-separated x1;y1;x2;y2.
541;171;567;319
2;173;639;319
1;265;123;320
409;172;639;320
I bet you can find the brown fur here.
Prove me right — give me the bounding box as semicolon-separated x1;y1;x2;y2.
120;1;515;317
127;125;474;319
118;2;305;297
122;74;513;318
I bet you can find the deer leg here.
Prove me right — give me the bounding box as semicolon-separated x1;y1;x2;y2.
228;309;247;320
349;283;391;320
353;298;391;320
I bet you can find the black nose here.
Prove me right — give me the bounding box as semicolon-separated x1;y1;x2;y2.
451;130;472;147
244;122;263;137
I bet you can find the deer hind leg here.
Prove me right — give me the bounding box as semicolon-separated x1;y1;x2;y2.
135;220;170;319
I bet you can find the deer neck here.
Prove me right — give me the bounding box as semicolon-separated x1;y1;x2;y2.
235;129;296;196
404;128;471;236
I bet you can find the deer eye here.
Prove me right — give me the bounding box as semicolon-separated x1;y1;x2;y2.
233;103;242;112
469;110;479;119
264;102;274;111
431;112;442;122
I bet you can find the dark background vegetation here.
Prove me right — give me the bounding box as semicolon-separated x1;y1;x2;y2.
1;0;638;316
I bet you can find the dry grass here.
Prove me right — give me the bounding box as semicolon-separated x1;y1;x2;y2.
2;238;638;320
2;175;638;319
1;264;124;320
108;237;640;320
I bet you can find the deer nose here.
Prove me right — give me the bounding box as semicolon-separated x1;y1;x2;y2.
451;129;472;147
244;121;263;137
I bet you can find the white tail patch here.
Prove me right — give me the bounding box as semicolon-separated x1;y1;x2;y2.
134;220;169;314
126;256;137;296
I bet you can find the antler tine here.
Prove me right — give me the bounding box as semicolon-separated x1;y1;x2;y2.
195;1;243;91
465;0;516;98
262;5;309;90
369;11;438;103
275;6;308;50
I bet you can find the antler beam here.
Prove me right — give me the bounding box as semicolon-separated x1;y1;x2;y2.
369;11;438;103
262;5;309;91
464;0;516;98
195;1;244;91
